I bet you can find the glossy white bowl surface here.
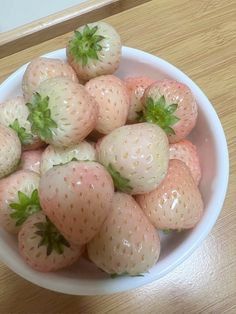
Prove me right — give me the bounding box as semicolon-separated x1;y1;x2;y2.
0;47;229;295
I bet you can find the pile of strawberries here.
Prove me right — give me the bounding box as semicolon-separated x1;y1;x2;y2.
0;22;203;276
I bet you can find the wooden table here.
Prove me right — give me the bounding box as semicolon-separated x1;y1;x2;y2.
0;0;235;313
0;0;150;58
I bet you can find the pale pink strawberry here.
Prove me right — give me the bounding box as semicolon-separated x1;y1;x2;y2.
0;96;43;150
141;79;198;143
18;212;83;272
0;170;40;234
39;161;114;245
22;57;78;101
26;77;98;147
0;125;21;179
169;139;201;185
67;22;121;81
97;123;169;195
40;141;96;175
124;76;155;123
20;149;44;174
85;75;129;134
87;192;160;275
136;160;203;230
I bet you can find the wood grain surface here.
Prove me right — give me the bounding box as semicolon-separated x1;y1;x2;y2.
0;0;235;313
0;0;150;58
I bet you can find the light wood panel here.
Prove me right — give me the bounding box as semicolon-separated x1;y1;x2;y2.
0;0;235;313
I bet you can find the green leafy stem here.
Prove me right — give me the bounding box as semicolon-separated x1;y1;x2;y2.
9;119;33;145
69;24;105;66
35;216;70;256
137;95;180;135
10;189;41;227
107;163;132;193
26;92;57;141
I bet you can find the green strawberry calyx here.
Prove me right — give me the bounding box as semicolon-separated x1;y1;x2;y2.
107;163;132;193
34;217;70;256
26;92;57;141
10;189;41;227
138;96;180;135
9;119;33;145
69;24;105;66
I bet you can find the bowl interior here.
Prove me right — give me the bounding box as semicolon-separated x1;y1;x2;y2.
0;47;228;295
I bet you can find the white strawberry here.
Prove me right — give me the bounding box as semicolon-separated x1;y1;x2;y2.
97;123;169;194
0;170;40;233
85;75;129;134
124;76;155;123
39;161;114;245
26;77;98;147
67;22;121;81
40;141;96;175
20;149;44;174
0;96;43;150
140;79;198;143
22;57;78;101
0;125;21;179
87;192;160;275
169;139;201;185
136;159;203;230
18;212;83;272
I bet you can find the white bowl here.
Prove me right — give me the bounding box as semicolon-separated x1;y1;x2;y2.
0;47;229;295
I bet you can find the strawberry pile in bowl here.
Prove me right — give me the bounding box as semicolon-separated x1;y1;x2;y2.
0;22;228;295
